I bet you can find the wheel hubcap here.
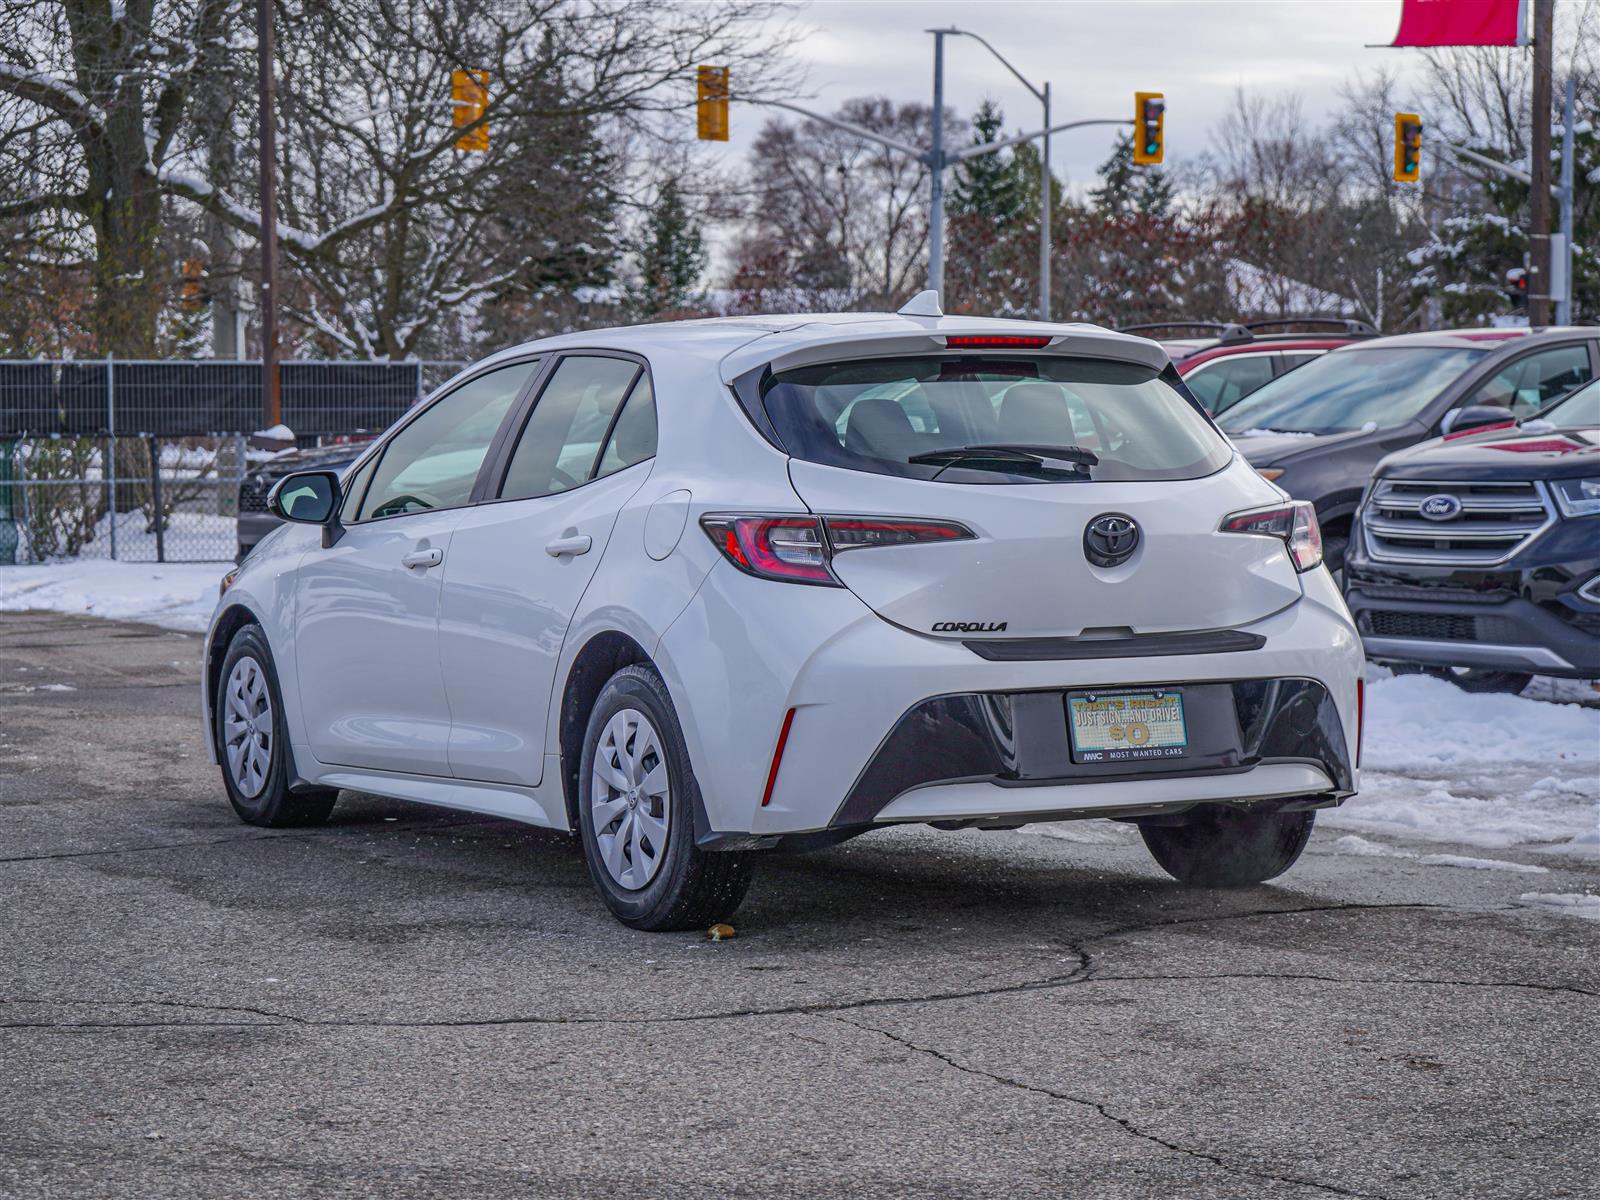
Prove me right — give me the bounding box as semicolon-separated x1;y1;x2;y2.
223;656;273;798
591;707;670;890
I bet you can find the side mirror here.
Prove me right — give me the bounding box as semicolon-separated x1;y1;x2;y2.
267;469;340;524
1441;404;1516;436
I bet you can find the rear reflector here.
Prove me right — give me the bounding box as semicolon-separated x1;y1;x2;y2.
761;708;797;806
944;335;1052;349
701;514;973;584
1355;677;1364;769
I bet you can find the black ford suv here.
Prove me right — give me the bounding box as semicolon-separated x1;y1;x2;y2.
1217;327;1600;569
1344;380;1600;692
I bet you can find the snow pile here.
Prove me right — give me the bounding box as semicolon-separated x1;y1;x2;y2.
1328;834;1550;873
0;561;223;631
1325;673;1599;855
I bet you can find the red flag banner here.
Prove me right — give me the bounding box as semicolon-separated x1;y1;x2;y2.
1390;0;1526;47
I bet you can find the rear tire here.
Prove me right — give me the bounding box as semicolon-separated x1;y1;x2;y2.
1141;806;1314;887
216;624;338;828
577;664;752;931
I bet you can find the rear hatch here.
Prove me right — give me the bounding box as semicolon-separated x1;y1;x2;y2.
760;349;1303;640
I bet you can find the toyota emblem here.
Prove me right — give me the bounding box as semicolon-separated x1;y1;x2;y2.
1418;493;1463;522
1084;513;1140;567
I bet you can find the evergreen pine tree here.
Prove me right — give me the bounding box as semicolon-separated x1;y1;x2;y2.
626;178;709;318
949;100;1028;221
1090;132;1172;216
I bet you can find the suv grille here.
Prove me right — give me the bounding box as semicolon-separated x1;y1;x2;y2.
239;478;270;512
1363;479;1554;566
1361;609;1529;643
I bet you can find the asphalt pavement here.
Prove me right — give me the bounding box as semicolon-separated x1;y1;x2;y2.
2;610;1597;1200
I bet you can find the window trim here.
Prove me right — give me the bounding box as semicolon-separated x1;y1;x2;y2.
476;348;656;507
339;354;549;526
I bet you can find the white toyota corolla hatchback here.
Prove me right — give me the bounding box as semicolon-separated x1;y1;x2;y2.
205;300;1363;929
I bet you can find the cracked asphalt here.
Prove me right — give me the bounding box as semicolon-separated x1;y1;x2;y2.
2;610;1597;1200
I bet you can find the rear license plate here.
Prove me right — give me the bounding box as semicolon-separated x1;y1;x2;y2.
1067;690;1188;764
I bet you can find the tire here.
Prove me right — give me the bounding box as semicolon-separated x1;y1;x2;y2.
1140;805;1315;887
215;623;338;828
576;664;752;931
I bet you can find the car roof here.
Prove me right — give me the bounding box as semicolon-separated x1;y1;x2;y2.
474;311;1171;382
1327;326;1595;355
1178;337;1355;368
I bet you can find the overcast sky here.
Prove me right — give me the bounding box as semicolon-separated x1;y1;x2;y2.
716;0;1419;188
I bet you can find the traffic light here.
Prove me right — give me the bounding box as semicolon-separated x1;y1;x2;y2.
1505;267;1528;307
452;69;490;152
1393;113;1421;182
1133;92;1165;165
697;65;730;142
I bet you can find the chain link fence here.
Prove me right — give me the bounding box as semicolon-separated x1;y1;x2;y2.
0;358;465;564
1;434;248;564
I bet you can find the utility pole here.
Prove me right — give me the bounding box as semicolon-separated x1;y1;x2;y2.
1557;75;1576;325
256;0;281;428
927;30;947;297
1528;0;1553;326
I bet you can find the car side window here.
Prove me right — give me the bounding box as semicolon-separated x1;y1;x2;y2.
355;361;537;522
500;356;642;501
1185;356;1276;414
595;377;657;479
1466;345;1594;419
1276;352;1322;372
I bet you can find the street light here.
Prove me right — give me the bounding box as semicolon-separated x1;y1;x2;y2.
936;28;1053;320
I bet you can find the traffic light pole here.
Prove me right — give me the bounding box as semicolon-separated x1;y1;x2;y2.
255;0;280;429
1528;0;1554;326
1439;126;1576;323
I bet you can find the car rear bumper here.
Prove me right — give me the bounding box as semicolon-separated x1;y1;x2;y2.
658;562;1363;839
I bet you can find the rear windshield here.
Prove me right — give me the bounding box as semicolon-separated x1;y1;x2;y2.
758;356;1231;484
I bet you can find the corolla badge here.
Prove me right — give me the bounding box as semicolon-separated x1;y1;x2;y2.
1084;513;1141;567
1418;493;1463;522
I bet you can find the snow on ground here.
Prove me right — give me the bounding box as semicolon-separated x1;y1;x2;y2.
0;561;223;631
1324;673;1600;859
1518;892;1600;920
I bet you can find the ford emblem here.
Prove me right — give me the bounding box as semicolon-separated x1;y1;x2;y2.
1418;493;1463;522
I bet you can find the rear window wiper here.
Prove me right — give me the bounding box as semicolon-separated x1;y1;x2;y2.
908;443;1100;479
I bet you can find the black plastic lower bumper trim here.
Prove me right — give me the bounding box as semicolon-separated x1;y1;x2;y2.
964;629;1266;661
828;677;1352;828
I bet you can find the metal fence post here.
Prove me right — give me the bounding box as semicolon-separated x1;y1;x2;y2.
106;354;117;561
148;434;165;564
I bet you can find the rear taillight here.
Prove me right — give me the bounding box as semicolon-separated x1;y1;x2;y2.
700;514;973;585
1219;500;1323;572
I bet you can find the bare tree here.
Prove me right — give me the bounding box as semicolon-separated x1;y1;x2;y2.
730;98;959;310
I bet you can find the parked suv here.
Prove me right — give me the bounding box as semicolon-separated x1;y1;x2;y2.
203;304;1363;930
1345;379;1600;692
1122;318;1377;416
1218;327;1600;569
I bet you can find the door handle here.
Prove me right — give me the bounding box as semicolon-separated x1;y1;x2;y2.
545;534;593;558
401;547;444;568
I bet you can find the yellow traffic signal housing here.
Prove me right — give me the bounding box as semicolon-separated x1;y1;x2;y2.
452;69;490;152
1394;113;1422;182
1133;92;1165;165
697;65;730;142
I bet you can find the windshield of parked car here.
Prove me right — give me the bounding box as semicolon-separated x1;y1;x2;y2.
760;355;1232;483
1535;378;1600;428
1217;347;1487;435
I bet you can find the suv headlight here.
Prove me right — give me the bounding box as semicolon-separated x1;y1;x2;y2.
1551;477;1600;518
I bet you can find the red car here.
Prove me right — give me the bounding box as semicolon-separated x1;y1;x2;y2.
1120;319;1379;415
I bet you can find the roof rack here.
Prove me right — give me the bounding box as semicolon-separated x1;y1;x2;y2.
1117;321;1230;336
1243;317;1378;336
